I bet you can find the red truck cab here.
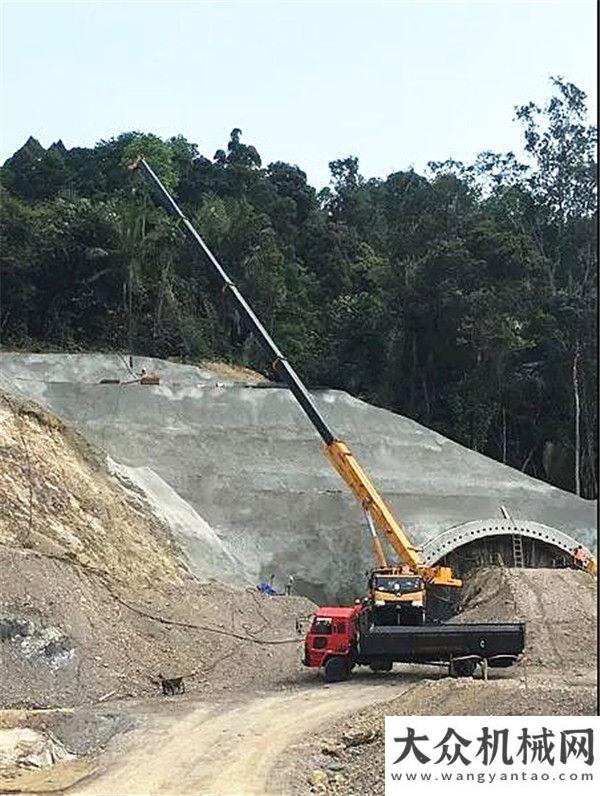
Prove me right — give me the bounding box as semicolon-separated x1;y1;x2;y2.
303;605;361;681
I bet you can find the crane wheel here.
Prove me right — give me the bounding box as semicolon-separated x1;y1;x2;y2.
323;656;350;683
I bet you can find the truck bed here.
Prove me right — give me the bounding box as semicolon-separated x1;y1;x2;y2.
356;615;525;665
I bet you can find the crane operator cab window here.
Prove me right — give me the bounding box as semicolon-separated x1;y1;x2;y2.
371;575;424;594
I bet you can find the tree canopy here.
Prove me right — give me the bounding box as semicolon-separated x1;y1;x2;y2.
0;78;596;498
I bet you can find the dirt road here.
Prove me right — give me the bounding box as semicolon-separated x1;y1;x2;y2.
72;681;403;796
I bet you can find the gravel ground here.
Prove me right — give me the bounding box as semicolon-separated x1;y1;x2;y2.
287;670;597;796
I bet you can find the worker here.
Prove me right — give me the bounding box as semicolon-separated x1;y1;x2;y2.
573;545;587;569
285;574;295;596
400;564;410;574
139;367;160;385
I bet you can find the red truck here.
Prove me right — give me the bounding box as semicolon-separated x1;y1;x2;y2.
303;604;525;682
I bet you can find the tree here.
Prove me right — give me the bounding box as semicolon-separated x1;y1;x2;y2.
0;78;595;497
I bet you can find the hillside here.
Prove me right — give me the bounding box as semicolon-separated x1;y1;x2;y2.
0;392;313;709
2;77;597;503
1;352;596;604
0;391;182;588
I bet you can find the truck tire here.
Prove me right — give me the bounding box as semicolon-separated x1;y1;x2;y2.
323;656;350;683
452;659;477;678
369;657;393;673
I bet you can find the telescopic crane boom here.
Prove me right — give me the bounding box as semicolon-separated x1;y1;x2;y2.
130;157;461;617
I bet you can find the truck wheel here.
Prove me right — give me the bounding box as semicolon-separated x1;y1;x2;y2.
369;657;393;673
323;656;350;683
452;659;477;678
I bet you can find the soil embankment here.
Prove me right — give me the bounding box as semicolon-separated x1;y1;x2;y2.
452;565;597;669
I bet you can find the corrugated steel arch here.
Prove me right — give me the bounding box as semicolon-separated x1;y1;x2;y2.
421;518;590;567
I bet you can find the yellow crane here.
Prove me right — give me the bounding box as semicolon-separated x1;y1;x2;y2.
325;439;460;623
131;156;461;623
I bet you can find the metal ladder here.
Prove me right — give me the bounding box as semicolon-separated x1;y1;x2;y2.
502;506;525;568
511;533;525;568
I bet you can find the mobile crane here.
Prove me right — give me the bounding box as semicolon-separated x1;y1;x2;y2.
130;156;461;624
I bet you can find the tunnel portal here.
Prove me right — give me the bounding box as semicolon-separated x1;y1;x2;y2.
422;518;586;578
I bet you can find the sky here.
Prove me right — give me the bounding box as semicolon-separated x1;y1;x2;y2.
0;0;597;188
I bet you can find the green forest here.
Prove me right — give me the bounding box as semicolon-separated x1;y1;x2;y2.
0;77;597;498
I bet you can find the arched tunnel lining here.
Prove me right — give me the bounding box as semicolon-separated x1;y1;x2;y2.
420;519;591;619
421;518;587;577
431;533;570;578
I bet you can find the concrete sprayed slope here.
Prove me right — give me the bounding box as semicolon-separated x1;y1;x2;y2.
1;353;596;602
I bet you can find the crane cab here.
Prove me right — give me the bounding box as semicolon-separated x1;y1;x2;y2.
368;568;425;625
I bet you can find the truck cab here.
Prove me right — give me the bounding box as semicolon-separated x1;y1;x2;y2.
303;606;360;681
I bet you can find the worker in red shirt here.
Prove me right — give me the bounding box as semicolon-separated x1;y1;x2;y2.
573;545;587;569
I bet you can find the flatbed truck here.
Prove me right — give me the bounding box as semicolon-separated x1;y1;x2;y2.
303;605;525;682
